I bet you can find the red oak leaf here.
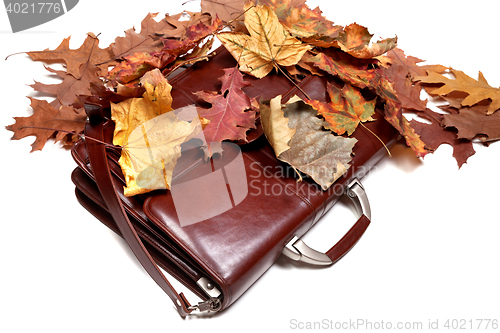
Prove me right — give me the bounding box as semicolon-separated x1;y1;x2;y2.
193;67;256;144
410;108;475;168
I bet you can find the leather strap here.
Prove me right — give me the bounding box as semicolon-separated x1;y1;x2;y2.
84;119;193;318
325;214;370;264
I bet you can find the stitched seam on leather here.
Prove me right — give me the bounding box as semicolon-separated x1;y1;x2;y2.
143;202;232;306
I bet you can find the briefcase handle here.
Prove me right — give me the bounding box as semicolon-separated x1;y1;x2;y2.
282;178;371;266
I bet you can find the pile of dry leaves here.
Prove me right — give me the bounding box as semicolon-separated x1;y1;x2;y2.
6;0;500;193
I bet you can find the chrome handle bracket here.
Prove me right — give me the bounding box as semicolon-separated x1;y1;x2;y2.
281;178;371;266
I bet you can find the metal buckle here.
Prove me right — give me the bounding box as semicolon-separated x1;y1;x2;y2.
188;297;222;313
188;277;222;313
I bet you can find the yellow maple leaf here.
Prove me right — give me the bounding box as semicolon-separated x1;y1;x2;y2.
112;70;174;147
119;111;202;197
216;3;312;79
111;69;202;196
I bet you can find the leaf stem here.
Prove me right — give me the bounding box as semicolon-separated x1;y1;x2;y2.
359;122;392;157
274;61;312;100
19;126;120;150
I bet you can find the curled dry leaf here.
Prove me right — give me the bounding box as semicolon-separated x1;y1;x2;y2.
335;23;397;59
261;95;357;190
259;95;296;157
415;69;500;115
108;17;221;88
111;12;212;60
216;3;312;79
410;108;475;168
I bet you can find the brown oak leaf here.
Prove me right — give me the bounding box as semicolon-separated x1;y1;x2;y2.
442;104;500;142
415;69;500;115
201;0;246;23
30;63;101;109
6;98;87;152
410;108;475;168
384;48;447;111
27;33;114;77
111;12;211;60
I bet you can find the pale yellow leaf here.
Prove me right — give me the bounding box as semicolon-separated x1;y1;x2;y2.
216;3;311;78
260;95;297;157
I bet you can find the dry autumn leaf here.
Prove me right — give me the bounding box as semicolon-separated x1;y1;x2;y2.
30;63;101;109
442;104;500;142
263;95;357;190
335;23;397;59
111;69;203;196
6;98;87;152
107;52;175;86
306;50;377;89
112;69;173;147
27;33;114;77
216;3;312;79
118;111;202;197
201;0;246;23
415;69;500;115
306;82;375;136
409;108;475;168
255;0;341;39
108;17;221;87
259;95;296;157
307;50;428;157
111;12;212;60
384;48;447;111
193;66;256;144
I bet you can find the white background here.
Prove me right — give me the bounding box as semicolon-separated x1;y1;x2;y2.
1;1;499;332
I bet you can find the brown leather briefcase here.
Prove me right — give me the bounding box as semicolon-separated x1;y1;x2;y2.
71;46;399;317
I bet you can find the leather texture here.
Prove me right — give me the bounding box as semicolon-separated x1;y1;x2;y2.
71;46;399;315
